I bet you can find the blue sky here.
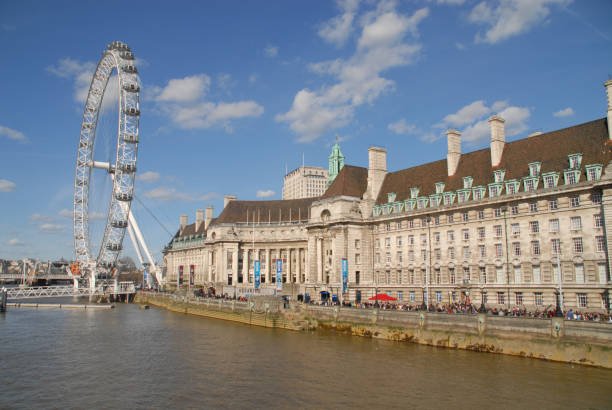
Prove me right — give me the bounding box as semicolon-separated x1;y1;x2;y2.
1;0;611;264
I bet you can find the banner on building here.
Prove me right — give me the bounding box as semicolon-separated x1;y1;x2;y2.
189;265;195;286
342;258;348;294
276;259;282;292
254;260;261;290
178;265;183;286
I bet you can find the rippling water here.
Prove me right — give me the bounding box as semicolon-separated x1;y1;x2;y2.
1;302;610;409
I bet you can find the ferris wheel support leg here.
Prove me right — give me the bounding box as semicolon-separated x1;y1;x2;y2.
126;208;162;285
126;219;145;267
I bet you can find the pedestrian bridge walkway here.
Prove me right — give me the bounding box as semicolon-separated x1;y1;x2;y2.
4;282;136;300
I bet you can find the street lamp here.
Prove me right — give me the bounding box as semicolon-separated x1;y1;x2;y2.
501;206;510;311
479;285;486;313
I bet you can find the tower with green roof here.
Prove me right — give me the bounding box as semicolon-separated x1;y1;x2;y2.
327;141;345;187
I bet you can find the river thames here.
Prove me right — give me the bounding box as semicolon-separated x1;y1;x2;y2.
1;303;610;409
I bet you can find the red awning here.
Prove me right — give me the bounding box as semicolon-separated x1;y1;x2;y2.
368;293;397;301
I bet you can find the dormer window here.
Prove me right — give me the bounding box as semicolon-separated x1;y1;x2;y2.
586;164;602;181
417;197;428;209
405;199;416;211
429;194;441;208
488;183;502;198
435;182;445;194
542;172;559;189
568;153;583;169
564;169;581;185
387;192;396;203
528;162;541;177
410;187;420;199
457;189;471;203
373;206;381;216
505;179;519;195
443;192;455;206
472;186;486;201
463;176;473;189
493;170;506;183
523;176;539;192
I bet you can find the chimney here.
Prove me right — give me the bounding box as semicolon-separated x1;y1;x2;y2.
179;214;187;234
195;209;204;231
489;115;506;167
446;129;461;176
224;195;237;209
605;79;612;139
205;206;213;230
366;147;387;200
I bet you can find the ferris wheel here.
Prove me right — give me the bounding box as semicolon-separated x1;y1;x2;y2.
73;41;158;283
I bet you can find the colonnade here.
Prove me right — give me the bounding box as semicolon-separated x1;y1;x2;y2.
239;246;307;285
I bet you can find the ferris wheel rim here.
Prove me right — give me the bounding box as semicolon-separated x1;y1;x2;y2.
73;41;140;272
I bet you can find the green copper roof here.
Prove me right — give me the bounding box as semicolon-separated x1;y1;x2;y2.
327;142;345;187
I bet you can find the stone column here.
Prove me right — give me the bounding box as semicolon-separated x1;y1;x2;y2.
266;248;271;284
241;248;248;284
232;248;238;286
288;248;293;283
317;238;323;283
296;248;301;284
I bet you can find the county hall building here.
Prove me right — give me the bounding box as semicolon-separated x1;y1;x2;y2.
162;79;612;312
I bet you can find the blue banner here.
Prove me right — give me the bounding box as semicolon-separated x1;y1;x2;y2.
276;259;282;292
342;258;348;294
254;260;260;290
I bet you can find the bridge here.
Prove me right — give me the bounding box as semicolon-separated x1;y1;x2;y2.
4;282;136;300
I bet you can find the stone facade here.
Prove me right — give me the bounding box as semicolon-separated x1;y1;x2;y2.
163;81;612;313
282;166;328;199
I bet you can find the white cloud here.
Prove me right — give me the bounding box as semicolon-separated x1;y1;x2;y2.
59;209;72;218
388;119;417;135
277;4;429;142
468;0;571;44
553;107;574;117
30;213;55;223
38;223;65;234
442;100;491;127
154;74;210;103
429;0;465;4
264;45;279;57
143;187;218;202
256;190;276;198
318;0;360;47
0;179;16;192
462;105;531;142
6;238;25;247
138;171;161;183
0;125;27;142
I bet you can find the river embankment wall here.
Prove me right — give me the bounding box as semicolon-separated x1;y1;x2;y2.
135;293;612;368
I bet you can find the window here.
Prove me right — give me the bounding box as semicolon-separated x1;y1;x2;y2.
531;240;540;256
592;192;602;204
448;214;454;223
494;169;506;183
551;239;561;255
565;170;579;185
512;242;521;256
495;243;503;257
479;244;486;258
598;264;609;283
436;269;441;284
386;252;391;264
433;232;440;244
421;249;427;260
549;199;558;210
489;184;501;198
397;251;403;264
478;227;485;239
409;220;414;228
573;237;583;254
480;267;487;284
410;291;415;302
596;236;606;252
543;173;558;189
386;223;391;231
577;293;587;308
478;210;485;220
464;266;471;282
462;229;470;241
524;178;537;192
529;162;541;177
506;181;519;195
594;214;603;229
570;216;582;231
397;291;403;301
396;236;403;246
516;292;523;305
529;221;539;234
533;265;541;284
463;246;471;259
355;239;360;249
436;291;442;303
409;235;415;245
575;264;585;283
449;268;456;284
434;248;441;260
529;203;538;213
511;205;519;216
494;225;503;238
421;233;427;245
497;292;506;305
434;215;440;225
511;223;520;235
375;239;380;248
227;250;233;269
462;212;469;222
448;247;455;259
550;219;560;233
494;208;502;217
569;153;583;169
447;230;455;242
409;250;415;261
535;292;543;306
396;221;402;229
570;196;580;208
586;165;602;181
